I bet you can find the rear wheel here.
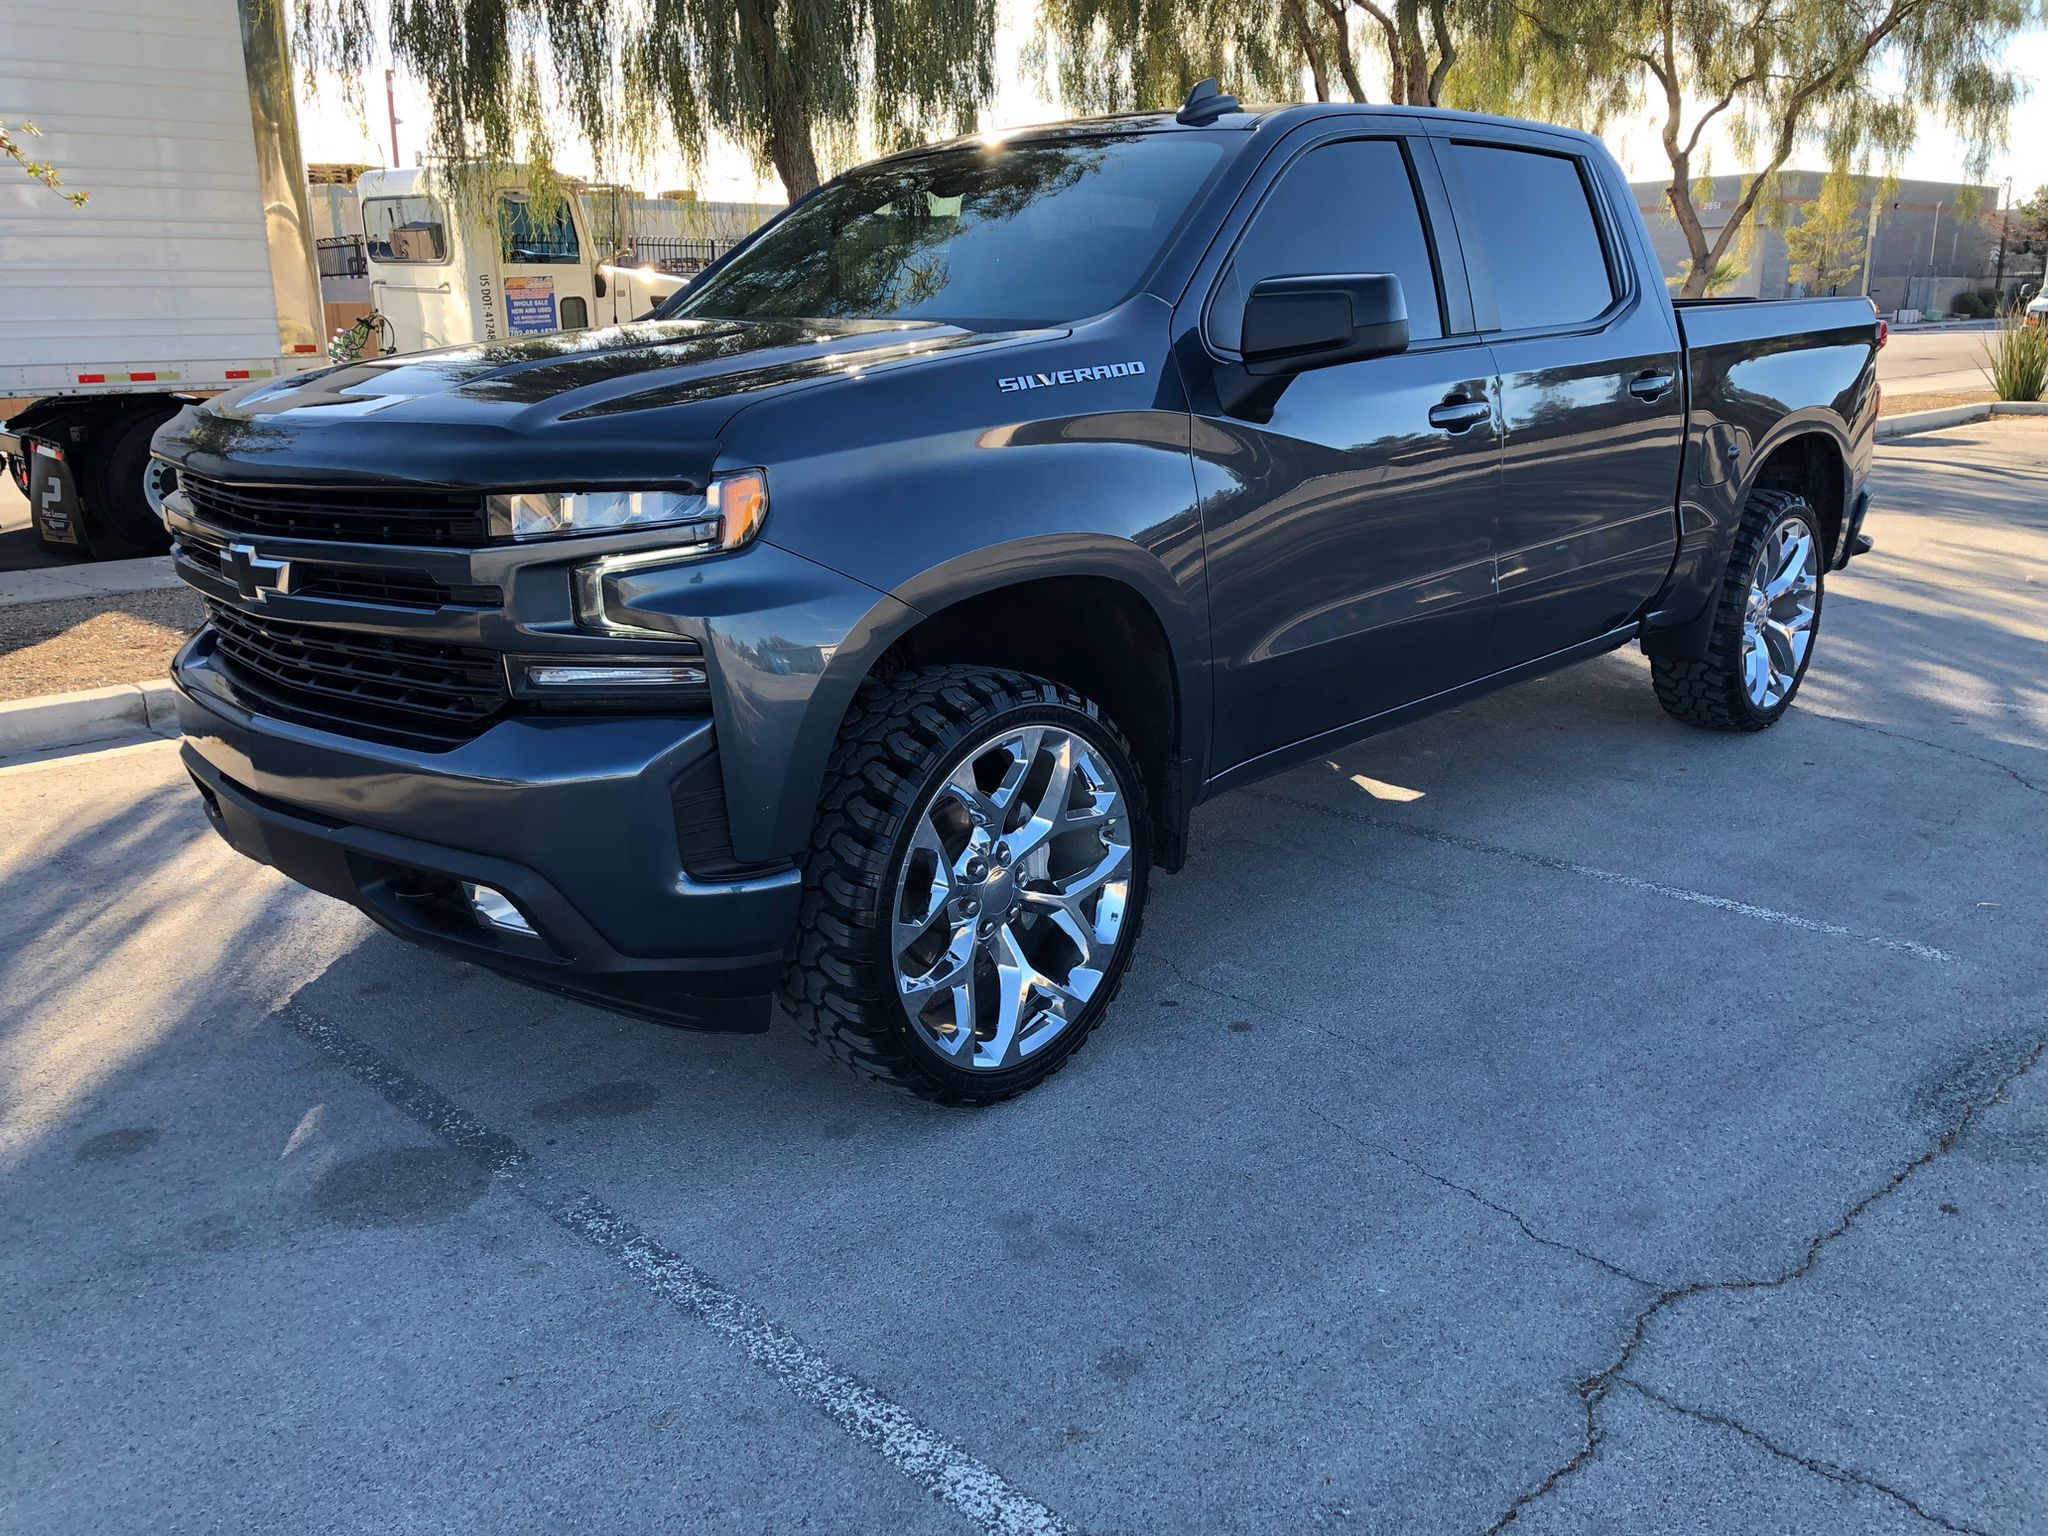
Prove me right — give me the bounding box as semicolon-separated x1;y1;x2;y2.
1651;488;1824;731
780;665;1150;1105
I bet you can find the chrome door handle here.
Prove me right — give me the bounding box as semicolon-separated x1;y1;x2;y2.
1428;397;1491;433
1629;370;1676;402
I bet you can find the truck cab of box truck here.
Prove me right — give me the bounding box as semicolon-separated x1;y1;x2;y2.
358;169;685;356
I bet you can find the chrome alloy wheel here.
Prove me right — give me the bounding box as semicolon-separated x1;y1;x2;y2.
1742;515;1820;710
142;458;178;521
891;725;1134;1071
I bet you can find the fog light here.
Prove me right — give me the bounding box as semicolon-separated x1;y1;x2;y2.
463;881;535;936
524;662;706;689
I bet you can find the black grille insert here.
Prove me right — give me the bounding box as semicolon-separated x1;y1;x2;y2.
182;471;488;547
178;540;497;611
203;599;506;747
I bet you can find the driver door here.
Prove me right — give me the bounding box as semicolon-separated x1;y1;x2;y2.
496;193;599;336
1190;134;1503;776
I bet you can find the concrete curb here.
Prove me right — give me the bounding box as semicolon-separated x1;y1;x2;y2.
0;555;181;610
0;679;179;760
1877;400;2048;440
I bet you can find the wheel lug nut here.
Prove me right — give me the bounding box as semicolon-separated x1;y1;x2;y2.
961;898;978;916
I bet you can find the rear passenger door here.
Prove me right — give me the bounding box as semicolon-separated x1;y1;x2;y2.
1189;132;1503;778
1434;133;1686;667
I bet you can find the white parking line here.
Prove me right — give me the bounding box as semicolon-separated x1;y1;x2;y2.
276;1001;1074;1536
1253;793;1958;965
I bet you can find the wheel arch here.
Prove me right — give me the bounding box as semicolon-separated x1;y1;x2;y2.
832;542;1206;873
1743;423;1848;567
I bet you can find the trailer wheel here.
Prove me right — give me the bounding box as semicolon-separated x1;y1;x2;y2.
82;402;182;558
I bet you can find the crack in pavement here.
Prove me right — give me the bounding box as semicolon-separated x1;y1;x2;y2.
1146;953;1361;1047
1148;955;1664;1289
1247;791;1958;964
1480;1031;2048;1535
1618;1378;1994;1536
1806;710;2048;797
1302;1104;1663;1292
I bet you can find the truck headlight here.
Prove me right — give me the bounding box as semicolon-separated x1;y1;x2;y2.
486;469;767;545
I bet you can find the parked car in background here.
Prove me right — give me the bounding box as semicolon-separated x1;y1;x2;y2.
1;0;327;558
157;87;1879;1103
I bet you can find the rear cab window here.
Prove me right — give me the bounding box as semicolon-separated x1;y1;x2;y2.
362;196;448;264
1444;143;1618;331
1208;137;1447;352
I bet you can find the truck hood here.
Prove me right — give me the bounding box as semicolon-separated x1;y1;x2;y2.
162;317;1032;490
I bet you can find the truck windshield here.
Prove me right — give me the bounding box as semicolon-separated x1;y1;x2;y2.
663;134;1228;331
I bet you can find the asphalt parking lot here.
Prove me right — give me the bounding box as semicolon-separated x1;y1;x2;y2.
4;420;2045;1535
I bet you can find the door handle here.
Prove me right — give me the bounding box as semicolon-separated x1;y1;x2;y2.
1629;369;1676;402
1428;396;1491;433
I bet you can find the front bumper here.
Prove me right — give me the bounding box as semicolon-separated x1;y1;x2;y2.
175;635;802;1029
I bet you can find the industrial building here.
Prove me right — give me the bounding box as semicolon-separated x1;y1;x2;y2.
1627;171;2041;316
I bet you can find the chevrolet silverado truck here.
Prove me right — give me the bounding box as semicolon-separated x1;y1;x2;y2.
158;86;1879;1104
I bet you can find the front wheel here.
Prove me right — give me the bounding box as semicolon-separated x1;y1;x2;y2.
780;665;1150;1105
1651;489;1824;731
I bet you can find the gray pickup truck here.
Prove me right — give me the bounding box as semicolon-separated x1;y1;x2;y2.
157;87;1879;1103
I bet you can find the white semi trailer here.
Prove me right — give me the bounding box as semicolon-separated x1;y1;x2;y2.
1;0;326;558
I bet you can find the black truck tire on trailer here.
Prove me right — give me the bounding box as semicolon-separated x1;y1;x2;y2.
780;665;1151;1106
81;400;182;558
1651;489;1826;731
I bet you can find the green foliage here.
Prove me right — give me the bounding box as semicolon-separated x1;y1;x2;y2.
1783;172;1865;294
1;121;88;206
1667;254;1745;295
292;0;999;202
1031;0;1315;112
1033;0;1527;111
1981;304;2048;400
1472;0;2039;297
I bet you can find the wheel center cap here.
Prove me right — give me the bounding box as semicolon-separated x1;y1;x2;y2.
975;864;1017;915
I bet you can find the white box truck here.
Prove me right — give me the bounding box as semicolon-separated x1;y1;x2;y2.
1;0;326;558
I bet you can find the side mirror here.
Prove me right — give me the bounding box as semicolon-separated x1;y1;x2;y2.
1242;273;1409;372
1216;273;1410;419
594;268;609;299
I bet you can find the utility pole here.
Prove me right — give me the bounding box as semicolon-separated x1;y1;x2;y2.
1995;176;2013;302
385;68;401;169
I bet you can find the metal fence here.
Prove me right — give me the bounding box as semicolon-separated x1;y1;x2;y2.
628;236;742;275
317;236;368;280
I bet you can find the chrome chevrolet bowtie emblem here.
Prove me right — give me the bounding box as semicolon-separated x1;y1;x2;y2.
221;542;293;602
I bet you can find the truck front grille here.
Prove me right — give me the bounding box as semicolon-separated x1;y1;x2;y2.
178;539;498;611
181;471;489;547
203;599;506;747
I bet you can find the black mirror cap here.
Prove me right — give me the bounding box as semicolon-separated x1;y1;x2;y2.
1240;273;1410;376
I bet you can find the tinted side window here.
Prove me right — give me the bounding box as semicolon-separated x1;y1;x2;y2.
1448;144;1616;330
1211;138;1444;348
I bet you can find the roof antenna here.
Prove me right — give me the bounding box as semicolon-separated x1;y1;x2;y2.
1176;77;1240;126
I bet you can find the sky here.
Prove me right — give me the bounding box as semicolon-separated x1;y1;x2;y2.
295;6;2048;207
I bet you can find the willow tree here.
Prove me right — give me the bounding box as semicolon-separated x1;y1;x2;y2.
1033;0;1315;112
292;0;998;201
1479;0;2038;296
1034;0;1523;115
